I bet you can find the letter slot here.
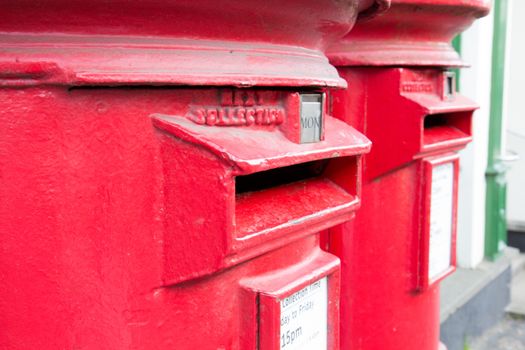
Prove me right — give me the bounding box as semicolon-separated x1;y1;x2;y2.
152;93;370;284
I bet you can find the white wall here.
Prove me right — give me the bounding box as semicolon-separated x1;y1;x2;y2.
506;0;525;230
456;11;494;268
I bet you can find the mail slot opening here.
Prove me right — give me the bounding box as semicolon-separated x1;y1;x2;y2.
424;114;448;129
235;156;359;239
423;112;471;147
236;160;328;194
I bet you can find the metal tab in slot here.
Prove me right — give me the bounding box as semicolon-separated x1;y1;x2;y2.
443;71;456;101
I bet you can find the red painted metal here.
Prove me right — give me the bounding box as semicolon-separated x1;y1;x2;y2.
330;0;490;67
329;69;473;349
151;89;370;284
0;0;384;88
326;1;489;349
0;1;387;349
0;79;372;350
333;68;476;180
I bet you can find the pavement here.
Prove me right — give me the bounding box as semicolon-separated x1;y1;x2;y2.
469;254;525;350
507;256;525;316
469;315;525;350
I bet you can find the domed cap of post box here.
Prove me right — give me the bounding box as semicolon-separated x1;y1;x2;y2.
0;0;388;88
328;0;490;67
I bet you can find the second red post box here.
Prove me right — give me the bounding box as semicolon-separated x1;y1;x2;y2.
326;1;490;349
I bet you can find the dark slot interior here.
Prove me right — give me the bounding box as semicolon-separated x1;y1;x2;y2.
424;114;449;129
422;112;472;147
423;112;470;133
235;160;329;195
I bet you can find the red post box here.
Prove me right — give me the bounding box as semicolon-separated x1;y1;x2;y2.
326;1;490;349
0;1;386;349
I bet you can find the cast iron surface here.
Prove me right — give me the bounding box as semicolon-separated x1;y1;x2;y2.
328;0;491;67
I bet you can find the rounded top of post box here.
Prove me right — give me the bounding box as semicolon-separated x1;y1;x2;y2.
0;0;387;88
327;0;491;67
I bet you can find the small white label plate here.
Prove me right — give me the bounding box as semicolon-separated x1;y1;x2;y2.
428;162;454;281
280;277;327;350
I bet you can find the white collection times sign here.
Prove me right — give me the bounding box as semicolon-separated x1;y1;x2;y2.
428;162;454;281
279;277;328;350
